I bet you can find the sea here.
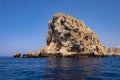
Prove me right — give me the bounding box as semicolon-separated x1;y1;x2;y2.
0;56;120;80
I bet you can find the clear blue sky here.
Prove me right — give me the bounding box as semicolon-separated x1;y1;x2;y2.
0;0;120;56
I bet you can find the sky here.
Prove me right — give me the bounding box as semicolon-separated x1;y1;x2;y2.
0;0;120;56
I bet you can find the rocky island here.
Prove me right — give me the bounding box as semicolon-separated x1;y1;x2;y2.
14;13;120;58
13;52;21;58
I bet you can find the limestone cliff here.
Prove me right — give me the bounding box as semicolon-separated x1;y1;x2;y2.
34;13;108;57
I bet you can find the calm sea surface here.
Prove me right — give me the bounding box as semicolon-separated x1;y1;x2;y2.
0;56;120;80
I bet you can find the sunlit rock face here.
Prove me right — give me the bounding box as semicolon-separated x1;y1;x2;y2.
35;13;108;57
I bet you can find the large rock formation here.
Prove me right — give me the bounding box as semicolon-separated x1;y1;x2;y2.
34;13;108;57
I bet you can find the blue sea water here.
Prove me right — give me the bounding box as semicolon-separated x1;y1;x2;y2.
0;57;120;80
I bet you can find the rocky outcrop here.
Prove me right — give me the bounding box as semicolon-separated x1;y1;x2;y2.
13;13;120;58
108;48;120;56
22;51;36;58
34;13;108;57
13;52;21;58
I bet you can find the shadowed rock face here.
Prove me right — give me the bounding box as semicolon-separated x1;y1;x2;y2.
35;13;108;57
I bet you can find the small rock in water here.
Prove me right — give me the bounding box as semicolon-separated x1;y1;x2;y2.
22;50;34;58
13;52;21;58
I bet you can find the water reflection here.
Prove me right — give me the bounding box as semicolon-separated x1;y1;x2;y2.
42;58;103;80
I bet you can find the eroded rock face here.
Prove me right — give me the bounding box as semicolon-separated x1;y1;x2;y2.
35;13;108;57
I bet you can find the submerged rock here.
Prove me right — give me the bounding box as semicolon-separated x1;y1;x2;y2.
13;52;21;58
34;13;108;57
